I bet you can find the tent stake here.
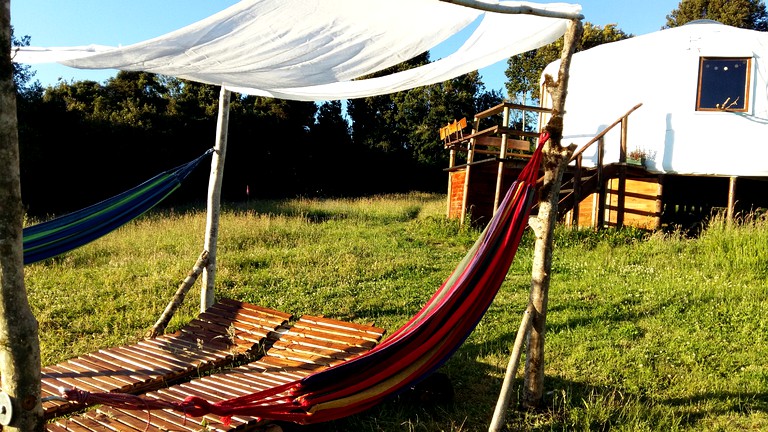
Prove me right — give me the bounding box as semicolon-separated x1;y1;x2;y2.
201;87;231;312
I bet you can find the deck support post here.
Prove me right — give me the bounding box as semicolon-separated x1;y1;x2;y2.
727;176;737;223
460;118;479;223
571;154;582;227
447;149;456;217
201;87;231;312
493;106;511;213
595;137;606;229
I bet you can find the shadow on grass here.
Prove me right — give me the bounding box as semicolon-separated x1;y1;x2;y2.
242;341;768;432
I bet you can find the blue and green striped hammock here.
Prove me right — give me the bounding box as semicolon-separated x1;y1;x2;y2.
23;149;213;265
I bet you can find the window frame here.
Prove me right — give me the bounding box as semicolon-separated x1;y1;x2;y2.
695;56;752;113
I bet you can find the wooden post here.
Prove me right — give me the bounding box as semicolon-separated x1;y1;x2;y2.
727;176;737;223
489;304;533;431
447;148;456;217
200;87;231;312
149;251;210;337
596;137;606;230
655;175;664;230
523;18;582;409
494;106;511;213
616;118;628;228
460;117;480;223
572;154;582;227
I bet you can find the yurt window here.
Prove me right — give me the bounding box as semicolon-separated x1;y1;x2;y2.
696;57;751;112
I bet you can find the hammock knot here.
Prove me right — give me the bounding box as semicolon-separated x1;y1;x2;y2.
62;387;91;405
179;395;223;417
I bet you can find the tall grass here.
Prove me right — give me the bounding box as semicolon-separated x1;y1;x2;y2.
25;194;768;431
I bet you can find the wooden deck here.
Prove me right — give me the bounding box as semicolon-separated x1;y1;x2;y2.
41;299;292;420
44;301;386;431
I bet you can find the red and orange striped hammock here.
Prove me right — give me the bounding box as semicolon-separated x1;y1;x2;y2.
61;132;549;426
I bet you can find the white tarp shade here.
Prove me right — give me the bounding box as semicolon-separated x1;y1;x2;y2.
14;0;581;101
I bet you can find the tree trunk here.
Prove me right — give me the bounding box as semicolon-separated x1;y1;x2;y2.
0;1;44;429
522;19;583;409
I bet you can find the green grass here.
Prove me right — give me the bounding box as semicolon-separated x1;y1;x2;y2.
25;194;768;431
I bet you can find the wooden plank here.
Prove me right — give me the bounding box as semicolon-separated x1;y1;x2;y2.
296;315;385;338
47;312;386;431
40;300;292;421
98;406;201;432
475;136;530;152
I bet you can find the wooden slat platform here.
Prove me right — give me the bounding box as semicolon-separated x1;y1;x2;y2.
48;314;386;431
41;299;291;419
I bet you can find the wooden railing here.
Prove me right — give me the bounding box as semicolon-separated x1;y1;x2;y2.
444;101;553;220
562;103;643;228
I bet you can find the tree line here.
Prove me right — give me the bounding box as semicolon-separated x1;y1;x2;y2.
14;0;766;218
14;54;504;218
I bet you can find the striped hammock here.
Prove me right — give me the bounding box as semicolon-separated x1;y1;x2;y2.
61;132;548;424
23;149;213;265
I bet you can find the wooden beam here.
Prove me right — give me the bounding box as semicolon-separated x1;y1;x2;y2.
438;0;584;20
474;102;554;120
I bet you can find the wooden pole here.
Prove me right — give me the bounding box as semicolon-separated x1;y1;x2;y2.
149;251;209;337
447;148;456;217
494;106;511;213
596;137;606;230
460;117;480;223
727;176;737;223
616;118;628;228
523;18;582;409
200;87;231;312
488;304;534;431
572;154;582;227
438;0;584;20
654;175;664;230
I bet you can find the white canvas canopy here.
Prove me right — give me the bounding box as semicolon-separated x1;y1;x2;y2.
542;21;768;177
13;0;583;311
15;0;581;101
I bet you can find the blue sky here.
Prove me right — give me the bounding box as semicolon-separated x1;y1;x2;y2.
12;0;680;95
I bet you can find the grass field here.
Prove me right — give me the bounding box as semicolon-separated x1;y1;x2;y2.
25;193;768;431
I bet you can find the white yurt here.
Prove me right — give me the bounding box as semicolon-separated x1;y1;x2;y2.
543;20;768;177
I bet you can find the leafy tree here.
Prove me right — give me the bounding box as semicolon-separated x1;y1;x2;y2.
163;77;220;121
665;0;768;30
348;53;503;192
306;100;355;195
224;95;317;199
10;27;42;102
505;23;631;104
